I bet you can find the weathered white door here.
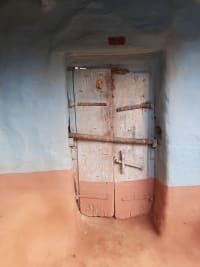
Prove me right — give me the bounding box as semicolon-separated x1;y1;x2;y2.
71;68;114;217
112;72;154;218
68;67;154;218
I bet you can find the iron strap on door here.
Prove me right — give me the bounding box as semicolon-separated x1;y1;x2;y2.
69;132;157;147
75;194;108;201
116;102;153;112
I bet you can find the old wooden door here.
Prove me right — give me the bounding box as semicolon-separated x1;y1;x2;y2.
68;67;155;219
112;71;154;218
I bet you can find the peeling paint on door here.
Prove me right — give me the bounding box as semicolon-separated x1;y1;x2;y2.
68;67;155;218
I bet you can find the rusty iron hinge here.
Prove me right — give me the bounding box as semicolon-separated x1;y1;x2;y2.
152;139;157;149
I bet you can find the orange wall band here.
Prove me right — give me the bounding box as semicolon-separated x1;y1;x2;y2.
1;170;200;236
152;179;200;236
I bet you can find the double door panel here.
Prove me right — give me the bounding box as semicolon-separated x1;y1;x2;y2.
69;68;154;218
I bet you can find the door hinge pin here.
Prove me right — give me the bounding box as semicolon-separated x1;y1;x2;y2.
152;139;157;149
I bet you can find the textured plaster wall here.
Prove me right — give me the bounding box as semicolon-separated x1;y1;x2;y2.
156;38;200;186
0;0;199;179
0;43;72;173
1;36;199;188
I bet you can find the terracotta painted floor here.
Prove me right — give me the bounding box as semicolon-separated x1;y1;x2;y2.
0;174;199;267
69;215;200;267
1;212;200;267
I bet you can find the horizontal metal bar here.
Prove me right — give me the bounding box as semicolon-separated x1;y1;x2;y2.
70;102;107;107
114;159;143;170
77;102;107;107
111;67;129;75
116;103;153;112
121;195;154;202
76;194;108;200
69;133;154;145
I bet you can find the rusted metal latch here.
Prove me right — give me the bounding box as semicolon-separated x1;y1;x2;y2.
152;139;157;149
114;150;143;174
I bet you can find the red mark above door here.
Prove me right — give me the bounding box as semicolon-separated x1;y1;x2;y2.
108;36;126;45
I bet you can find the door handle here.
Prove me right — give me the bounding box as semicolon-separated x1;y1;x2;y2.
114;150;125;174
120;150;125;174
114;150;143;174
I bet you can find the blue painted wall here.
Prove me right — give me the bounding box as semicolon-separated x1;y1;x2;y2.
156;38;200;186
1;35;199;188
0;44;72;173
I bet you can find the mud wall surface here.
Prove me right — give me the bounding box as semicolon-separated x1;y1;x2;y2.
0;0;199;252
0;41;80;266
0;43;72;174
153;37;200;234
165;39;200;186
156;38;200;187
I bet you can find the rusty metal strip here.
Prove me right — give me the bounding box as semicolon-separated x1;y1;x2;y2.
116;103;153;112
70;102;107;107
76;194;108;200
77;102;107;107
111;67;129;75
121;195;154;202
114;158;143;171
69;133;154;146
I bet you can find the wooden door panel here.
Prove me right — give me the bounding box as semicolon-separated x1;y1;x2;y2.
115;179;154;219
112;72;154;218
113;73;149;139
73;69;114;217
77;142;113;183
78;181;114;217
74;69;110;103
75;106;111;135
113;73;150;181
113;109;148;138
71;68;154;219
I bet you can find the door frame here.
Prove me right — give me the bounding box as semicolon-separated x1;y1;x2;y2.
66;52;162;216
